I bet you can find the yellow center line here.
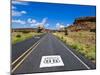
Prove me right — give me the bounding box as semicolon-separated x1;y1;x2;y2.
12;41;38;65
12;34;46;65
11;41;41;73
11;34;46;73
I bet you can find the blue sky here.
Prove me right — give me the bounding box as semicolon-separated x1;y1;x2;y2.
12;1;96;29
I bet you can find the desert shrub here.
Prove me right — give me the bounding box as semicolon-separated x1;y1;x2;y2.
79;32;82;37
71;44;78;49
61;36;63;40
64;27;68;35
16;34;21;38
22;31;30;33
90;29;96;32
53;31;96;62
85;51;95;60
63;39;66;43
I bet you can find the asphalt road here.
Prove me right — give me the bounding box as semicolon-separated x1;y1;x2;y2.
12;33;96;74
12;34;45;62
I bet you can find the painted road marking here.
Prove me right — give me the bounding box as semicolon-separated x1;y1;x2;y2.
55;36;90;69
12;41;38;65
12;34;46;73
40;55;64;68
12;42;40;73
12;35;43;65
12;34;46;65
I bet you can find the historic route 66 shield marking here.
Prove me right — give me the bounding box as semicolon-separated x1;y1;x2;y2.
40;55;64;68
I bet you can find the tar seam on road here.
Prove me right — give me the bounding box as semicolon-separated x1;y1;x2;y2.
11;34;47;73
53;35;90;69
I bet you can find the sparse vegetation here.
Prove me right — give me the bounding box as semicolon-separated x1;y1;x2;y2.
67;16;96;32
64;27;68;35
16;34;21;38
12;32;42;44
53;31;96;63
22;31;30;34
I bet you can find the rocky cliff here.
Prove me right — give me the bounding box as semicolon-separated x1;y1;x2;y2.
67;16;96;32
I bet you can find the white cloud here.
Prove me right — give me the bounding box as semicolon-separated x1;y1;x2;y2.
21;10;27;14
12;5;16;9
32;17;48;27
30;24;34;27
56;22;65;29
59;25;64;28
12;1;27;17
56;23;60;28
30;24;37;27
45;23;49;27
12;10;27;16
46;23;49;26
34;22;41;26
12;19;26;25
41;18;48;24
12;1;29;5
27;18;36;24
12;17;48;28
67;24;70;27
27;18;37;27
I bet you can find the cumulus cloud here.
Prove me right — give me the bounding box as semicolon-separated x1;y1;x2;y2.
56;22;65;29
46;23;49;27
12;17;48;28
41;18;48;24
27;18;37;24
34;22;41;26
66;24;70;27
59;25;64;28
12;10;27;16
56;23;61;28
56;23;60;27
27;18;37;27
30;23;38;27
32;17;48;27
12;5;16;9
20;11;26;14
12;19;26;25
30;24;35;27
12;1;29;5
12;1;27;17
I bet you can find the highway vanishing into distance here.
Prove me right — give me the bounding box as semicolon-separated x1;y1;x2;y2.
11;33;96;74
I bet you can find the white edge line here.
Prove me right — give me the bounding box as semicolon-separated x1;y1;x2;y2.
55;36;90;69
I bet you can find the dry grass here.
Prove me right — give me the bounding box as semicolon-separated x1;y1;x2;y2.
12;32;41;44
53;31;96;62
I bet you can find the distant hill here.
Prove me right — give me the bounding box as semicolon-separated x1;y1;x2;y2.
12;28;54;33
12;28;37;32
67;16;96;32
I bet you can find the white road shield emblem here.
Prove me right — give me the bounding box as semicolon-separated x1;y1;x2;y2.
40;55;64;68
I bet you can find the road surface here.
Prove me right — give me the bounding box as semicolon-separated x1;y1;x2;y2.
12;34;45;62
11;33;96;74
